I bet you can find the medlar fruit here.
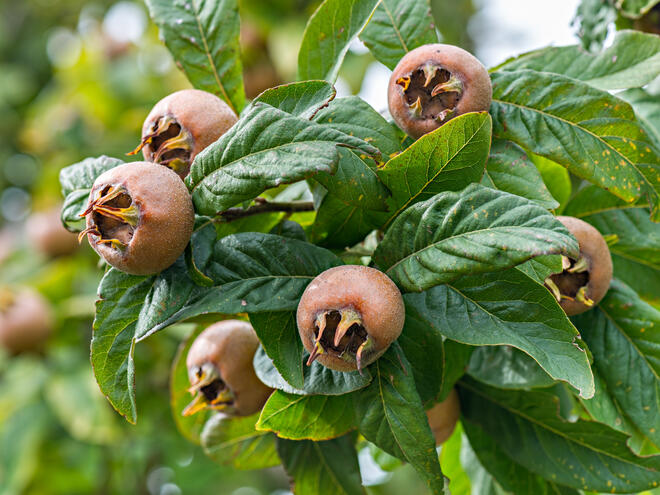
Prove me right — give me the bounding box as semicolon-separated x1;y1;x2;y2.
26;206;79;257
184;320;273;417
544;216;613;316
426;389;460;446
79;162;194;276
388;43;492;139
0;287;54;354
296;265;405;373
129;89;238;179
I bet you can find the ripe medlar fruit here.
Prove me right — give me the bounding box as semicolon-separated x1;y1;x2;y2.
388;43;492;139
129;89;238;179
426;389;460;446
26;206;79;257
184;320;273;417
79;162;194;276
296;265;405;373
544;216;613;316
0;287;54;354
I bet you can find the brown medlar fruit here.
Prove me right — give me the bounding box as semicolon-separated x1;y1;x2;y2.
544;216;613;316
184;320;273;417
129;89;238;179
388;43;492;139
79;162;194;275
296;265;405;373
0;287;54;354
426;389;460;446
26;206;79;257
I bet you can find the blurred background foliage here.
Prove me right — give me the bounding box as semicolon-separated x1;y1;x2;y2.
0;0;658;494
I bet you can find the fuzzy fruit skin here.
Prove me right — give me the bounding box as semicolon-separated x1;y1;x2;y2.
83;162;194;275
186;320;273;416
388;43;492;139
141;89;237;178
556;216;613;316
297;265;405;372
26;207;79;257
0;288;53;353
426;389;460;446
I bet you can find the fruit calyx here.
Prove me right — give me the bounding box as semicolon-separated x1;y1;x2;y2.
78;185;138;250
396;63;463;123
183;362;235;416
128;114;194;176
545;255;594;307
306;308;374;374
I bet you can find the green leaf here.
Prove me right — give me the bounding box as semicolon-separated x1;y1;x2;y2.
277;436;365;495
253;80;336;119
563;184;647;218
612;254;660;308
373;184;579;292
573;280;660;450
403;268;594;398
311;149;391;248
137;233;341;338
201;413;279;470
59;155;124;231
490;70;660;220
145;0;245;114
298;0;379;82
617;0;660;18
253;346;372;396
187;102;377;214
482;140;559;210
516;255;564;285
531;154;572;211
354;344;446;494
359;0;437;70
313;96;401;156
620;88;660;146
463;414;581;495
495;30;660;90
459;378;660;493
91;268;154;423
169;326;209;445
257;391;355;440
467;346;556;390
377;112;492;226
399;306;473;404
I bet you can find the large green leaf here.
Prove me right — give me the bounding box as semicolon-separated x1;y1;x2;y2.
145;0;245;114
257;391;355;440
612;254;660;308
573;280;660;450
313;95;401;156
298;0;379;82
563;184;648;218
373;184;579;292
495;30;660;90
359;0;437;70
403;268;594;398
377;112;491;226
59;155;124;231
253;80;336;119
187;102;378;214
354;344;446;494
253;346;372;396
620;88;660;147
463;414;581;495
467;346;556;390
137;232;342;339
201;413;279;470
482;140;559;210
459;378;660;493
490;70;660;220
278;436;365;495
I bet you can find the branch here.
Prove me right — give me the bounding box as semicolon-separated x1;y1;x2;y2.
216;199;315;222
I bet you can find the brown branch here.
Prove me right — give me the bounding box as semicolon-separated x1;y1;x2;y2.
216;199;315;222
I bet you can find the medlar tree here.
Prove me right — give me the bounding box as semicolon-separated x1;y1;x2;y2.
58;0;660;493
